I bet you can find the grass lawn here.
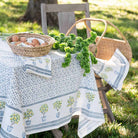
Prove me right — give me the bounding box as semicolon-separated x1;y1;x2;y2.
0;0;138;137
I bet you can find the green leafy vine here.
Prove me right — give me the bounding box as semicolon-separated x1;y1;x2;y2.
49;31;97;76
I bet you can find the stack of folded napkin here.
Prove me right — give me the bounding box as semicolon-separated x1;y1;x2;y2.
21;55;52;78
92;49;129;90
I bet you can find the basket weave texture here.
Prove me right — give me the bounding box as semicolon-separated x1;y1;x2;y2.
7;33;55;57
66;18;132;63
96;36;132;63
95;20;132;63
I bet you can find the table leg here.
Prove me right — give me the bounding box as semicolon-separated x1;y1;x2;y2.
51;129;63;138
64;124;69;131
26;135;30;138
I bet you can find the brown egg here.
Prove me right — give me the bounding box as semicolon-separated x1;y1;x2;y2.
15;41;22;46
41;42;49;46
34;44;40;47
28;43;34;47
12;35;19;42
29;44;34;47
24;42;30;45
24;42;29;45
20;37;26;42
24;42;33;47
32;39;40;46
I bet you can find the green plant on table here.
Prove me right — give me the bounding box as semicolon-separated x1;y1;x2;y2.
49;31;97;76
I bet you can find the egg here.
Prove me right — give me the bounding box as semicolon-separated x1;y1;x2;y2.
32;39;40;46
20;37;27;42
24;42;30;45
12;35;19;42
41;42;49;46
34;44;40;47
15;41;22;46
24;42;33;47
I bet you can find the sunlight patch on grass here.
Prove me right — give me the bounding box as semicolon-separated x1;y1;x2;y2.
131;61;138;68
118;126;130;136
111;104;124;116
0;2;5;6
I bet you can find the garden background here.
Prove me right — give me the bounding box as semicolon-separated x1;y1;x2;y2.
0;0;137;137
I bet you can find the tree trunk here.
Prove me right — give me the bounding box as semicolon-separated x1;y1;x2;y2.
20;0;58;26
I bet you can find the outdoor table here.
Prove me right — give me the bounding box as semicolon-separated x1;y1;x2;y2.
0;38;105;138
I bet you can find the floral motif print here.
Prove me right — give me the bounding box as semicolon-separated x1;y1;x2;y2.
53;100;62;111
53;100;62;118
105;67;113;72
67;96;74;113
86;92;95;109
45;58;50;68
0;101;5;109
100;73;108;79
40;104;48;122
45;58;50;64
67;96;74;107
86;93;95;102
24;109;34;125
30;59;36;65
10;113;20;125
76;91;81;99
36;57;42;63
74;90;81;108
0;101;5;116
7;113;20;132
22;132;26;138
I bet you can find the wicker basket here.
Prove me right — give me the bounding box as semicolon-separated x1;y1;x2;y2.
7;33;55;57
66;18;132;63
95;20;132;63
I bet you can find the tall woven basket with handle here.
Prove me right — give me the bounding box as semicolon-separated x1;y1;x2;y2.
66;18;132;63
95;20;132;63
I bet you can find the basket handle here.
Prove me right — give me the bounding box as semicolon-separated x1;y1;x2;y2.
65;18;107;46
106;20;128;43
66;18;129;45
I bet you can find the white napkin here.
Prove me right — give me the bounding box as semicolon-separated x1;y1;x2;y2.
21;55;52;78
92;49;129;90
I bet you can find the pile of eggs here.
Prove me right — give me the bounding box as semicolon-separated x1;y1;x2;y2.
11;35;49;47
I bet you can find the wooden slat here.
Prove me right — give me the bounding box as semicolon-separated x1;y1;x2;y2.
41;3;48;34
85;2;91;38
41;3;90;36
44;4;86;12
58;12;77;35
96;75;115;122
96;77;107;109
51;129;63;138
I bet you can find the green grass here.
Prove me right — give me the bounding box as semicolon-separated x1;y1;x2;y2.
0;0;138;138
0;0;41;33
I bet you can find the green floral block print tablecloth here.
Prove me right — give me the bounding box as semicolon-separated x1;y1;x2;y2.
0;38;104;138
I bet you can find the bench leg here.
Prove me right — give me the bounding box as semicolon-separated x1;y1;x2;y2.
102;90;115;122
96;77;115;122
64;124;69;131
26;135;29;138
51;129;63;138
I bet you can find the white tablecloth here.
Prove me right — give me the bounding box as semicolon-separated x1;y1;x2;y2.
0;38;105;138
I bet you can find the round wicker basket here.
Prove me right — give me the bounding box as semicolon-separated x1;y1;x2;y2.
7;33;55;57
